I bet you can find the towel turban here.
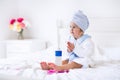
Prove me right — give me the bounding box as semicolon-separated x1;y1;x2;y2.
72;10;89;32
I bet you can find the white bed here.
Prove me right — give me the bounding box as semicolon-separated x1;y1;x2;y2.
0;43;120;80
0;19;120;80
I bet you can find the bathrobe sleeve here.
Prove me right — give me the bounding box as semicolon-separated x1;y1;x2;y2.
73;38;94;68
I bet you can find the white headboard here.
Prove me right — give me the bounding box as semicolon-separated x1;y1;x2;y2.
58;17;120;49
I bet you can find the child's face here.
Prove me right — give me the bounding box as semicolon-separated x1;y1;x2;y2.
70;22;83;39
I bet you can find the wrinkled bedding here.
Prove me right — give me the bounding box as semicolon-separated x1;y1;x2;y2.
0;46;120;80
0;62;120;80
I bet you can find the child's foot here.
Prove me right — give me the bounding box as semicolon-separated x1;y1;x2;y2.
48;63;56;68
40;62;49;70
48;63;59;70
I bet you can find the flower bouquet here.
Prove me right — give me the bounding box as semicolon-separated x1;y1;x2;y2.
9;18;30;39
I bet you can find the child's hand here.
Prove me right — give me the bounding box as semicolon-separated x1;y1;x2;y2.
67;42;74;52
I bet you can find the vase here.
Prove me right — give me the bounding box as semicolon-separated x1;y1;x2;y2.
17;29;24;40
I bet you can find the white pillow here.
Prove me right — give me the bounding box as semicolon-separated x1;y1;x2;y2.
90;45;109;67
98;46;120;61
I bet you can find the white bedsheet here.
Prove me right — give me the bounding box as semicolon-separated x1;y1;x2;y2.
0;46;120;80
0;63;120;80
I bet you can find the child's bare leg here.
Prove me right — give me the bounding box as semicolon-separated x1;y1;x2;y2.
62;59;69;65
40;62;49;70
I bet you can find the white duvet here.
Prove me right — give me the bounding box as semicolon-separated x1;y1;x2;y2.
0;46;120;80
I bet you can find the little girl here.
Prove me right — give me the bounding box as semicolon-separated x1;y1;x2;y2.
40;10;94;71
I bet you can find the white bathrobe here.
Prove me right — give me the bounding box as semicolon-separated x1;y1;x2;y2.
66;34;94;68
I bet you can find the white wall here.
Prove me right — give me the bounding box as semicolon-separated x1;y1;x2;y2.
0;0;120;46
0;0;19;40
